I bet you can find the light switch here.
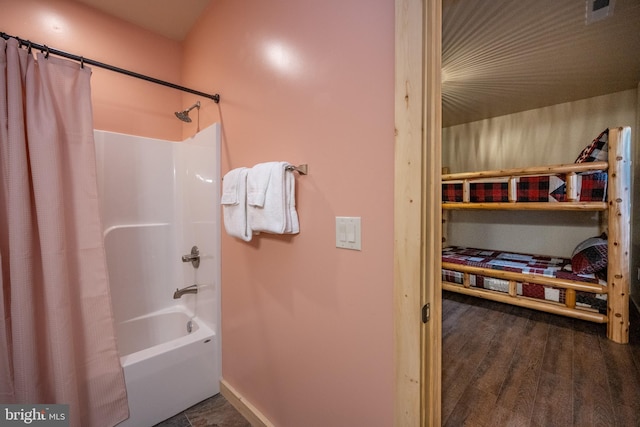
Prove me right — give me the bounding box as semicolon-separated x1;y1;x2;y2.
338;222;347;242
346;223;356;242
336;217;361;250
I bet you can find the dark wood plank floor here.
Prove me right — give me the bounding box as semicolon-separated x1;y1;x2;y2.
442;291;640;427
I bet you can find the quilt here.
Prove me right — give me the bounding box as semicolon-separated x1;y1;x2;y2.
442;246;607;313
442;172;607;203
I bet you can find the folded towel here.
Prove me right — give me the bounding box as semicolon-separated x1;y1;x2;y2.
221;167;252;241
247;162;272;207
284;169;299;233
221;167;242;205
248;162;299;235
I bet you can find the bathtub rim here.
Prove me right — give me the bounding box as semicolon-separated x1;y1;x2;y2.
118;306;216;368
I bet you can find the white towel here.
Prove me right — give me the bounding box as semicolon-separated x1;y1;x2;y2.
221;167;252;241
246;162;272;208
284;168;299;233
247;162;299;235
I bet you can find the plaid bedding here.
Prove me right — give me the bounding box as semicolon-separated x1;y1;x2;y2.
442;246;607;313
442;183;463;202
442;172;607;203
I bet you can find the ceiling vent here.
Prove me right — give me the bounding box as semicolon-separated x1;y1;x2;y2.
586;0;615;24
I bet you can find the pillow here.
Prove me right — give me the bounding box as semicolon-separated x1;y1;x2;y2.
571;233;607;274
575;129;608;163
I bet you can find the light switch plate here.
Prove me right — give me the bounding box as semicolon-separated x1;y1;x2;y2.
336;217;361;250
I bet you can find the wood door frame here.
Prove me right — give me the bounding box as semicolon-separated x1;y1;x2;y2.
394;0;441;425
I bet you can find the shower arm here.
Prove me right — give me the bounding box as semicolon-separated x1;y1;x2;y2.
182;102;200;114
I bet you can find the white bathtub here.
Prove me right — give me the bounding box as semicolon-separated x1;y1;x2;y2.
97;127;221;426
116;307;219;427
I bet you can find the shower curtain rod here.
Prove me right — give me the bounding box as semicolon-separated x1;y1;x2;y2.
1;32;220;103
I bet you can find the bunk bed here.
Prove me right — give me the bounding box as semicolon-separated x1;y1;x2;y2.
441;127;631;344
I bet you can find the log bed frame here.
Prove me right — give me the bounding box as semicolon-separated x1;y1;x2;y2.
442;126;631;344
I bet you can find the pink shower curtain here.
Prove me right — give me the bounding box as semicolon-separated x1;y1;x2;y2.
0;38;129;426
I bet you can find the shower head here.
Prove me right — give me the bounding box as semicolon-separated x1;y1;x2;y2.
175;101;201;123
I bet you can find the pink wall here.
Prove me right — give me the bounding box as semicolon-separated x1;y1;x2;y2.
182;2;395;426
0;0;184;141
3;0;395;424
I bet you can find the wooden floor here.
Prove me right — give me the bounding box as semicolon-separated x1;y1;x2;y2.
442;291;640;427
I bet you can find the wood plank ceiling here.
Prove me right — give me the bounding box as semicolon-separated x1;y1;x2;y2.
442;0;640;127
74;0;639;127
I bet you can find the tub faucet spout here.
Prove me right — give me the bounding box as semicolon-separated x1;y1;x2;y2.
173;284;198;299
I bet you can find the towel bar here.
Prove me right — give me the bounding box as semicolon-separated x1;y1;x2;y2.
223;164;308;180
285;164;308;175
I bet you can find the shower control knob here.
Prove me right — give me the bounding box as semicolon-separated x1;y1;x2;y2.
181;246;200;268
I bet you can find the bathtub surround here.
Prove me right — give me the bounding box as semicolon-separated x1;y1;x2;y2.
95;124;221;427
0;39;128;426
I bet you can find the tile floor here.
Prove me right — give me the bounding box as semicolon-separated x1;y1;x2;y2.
154;394;250;427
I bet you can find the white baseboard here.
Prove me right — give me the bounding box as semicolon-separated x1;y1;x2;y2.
220;379;275;427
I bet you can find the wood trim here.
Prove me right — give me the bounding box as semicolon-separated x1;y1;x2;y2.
460;180;468;203
442;283;608;323
566;288;576;309
507;177;517;203
395;0;441;425
442;161;608;180
441;160;610;211
441;262;607;294
394;0;425;425
443;202;607;211
421;0;442;425
606;126;631;343
508;280;517;297
220;379;274;427
566;172;577;202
